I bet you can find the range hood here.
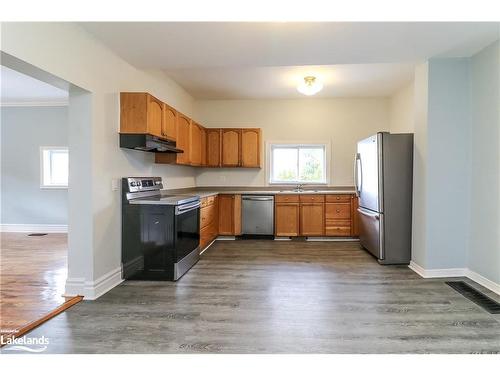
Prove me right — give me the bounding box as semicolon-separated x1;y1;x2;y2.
120;134;183;153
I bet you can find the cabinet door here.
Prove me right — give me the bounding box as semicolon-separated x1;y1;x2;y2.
221;129;241;167
241;128;261;168
200;127;207;166
146;95;163;138
218;195;234;235
351;195;359;237
162;103;177;141
275;203;300;237
176;114;191;165
300;203;325;236
206;129;221;167
190;122;202;166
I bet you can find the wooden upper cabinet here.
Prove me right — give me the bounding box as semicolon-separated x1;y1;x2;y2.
200;127;207;166
300;203;325;236
206;129;221;167
162;103;177;141
221;129;241;167
190;122;202;166
240;128;261;168
176;114;191;165
120;92;164;138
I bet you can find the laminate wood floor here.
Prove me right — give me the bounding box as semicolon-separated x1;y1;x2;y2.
3;240;499;353
0;233;68;338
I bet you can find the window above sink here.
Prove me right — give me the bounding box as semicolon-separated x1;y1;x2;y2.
268;142;329;185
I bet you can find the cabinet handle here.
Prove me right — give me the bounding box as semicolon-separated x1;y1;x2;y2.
336;209;340;213
154;221;160;225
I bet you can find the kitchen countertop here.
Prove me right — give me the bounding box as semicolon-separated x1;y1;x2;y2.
172;189;356;199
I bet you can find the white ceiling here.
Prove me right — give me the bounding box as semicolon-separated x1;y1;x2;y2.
81;22;499;99
1;66;68;105
166;63;416;99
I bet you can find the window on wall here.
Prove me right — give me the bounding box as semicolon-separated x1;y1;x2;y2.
269;144;327;184
41;147;69;188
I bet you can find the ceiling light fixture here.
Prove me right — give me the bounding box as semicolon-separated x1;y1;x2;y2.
297;76;323;96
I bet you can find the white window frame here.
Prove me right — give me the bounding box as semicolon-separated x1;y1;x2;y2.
40;146;69;189
267;141;330;185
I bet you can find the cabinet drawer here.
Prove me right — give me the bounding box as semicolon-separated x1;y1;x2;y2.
325;194;352;203
299;194;325;203
325;219;351;236
325;203;351;219
200;195;217;208
275;194;299;203
200;222;217;249
200;205;216;229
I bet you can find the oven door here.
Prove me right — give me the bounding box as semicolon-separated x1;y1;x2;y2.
174;201;200;261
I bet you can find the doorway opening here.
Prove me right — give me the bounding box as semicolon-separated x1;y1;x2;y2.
0;55;91;342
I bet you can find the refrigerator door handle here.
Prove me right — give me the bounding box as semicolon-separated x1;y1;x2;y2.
354;153;362;197
357;207;379;219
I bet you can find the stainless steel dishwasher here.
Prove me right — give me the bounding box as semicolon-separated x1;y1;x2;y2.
241;195;274;236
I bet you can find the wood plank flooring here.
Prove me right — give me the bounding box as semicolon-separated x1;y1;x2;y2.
0;233;68;339
2;240;499;353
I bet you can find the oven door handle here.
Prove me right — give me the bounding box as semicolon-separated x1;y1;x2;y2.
175;201;201;215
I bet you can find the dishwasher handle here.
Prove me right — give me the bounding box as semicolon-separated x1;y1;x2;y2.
242;196;274;201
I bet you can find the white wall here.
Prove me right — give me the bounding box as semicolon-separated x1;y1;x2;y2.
389;81;414;133
411;62;429;268
1;106;68;225
468;40;500;284
411;58;471;270
195;98;390;187
426;58;470;269
1;22;198;298
411;40;500;289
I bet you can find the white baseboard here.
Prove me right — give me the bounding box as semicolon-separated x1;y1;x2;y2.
409;261;500;296
1;223;68;233
216;236;236;240
408;261;467;278
306;237;360;242
65;266;123;300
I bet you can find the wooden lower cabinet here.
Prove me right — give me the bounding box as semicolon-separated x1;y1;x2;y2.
351;195;360;236
199;195;218;251
275;203;300;236
300;203;325;236
274;193;358;237
325;202;351;236
218;194;241;235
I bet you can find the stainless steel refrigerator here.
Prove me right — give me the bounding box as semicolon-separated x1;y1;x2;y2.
354;132;413;264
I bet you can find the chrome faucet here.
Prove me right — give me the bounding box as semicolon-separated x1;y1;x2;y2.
294;184;304;192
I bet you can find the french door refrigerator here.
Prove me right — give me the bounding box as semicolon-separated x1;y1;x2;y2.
354;132;413;264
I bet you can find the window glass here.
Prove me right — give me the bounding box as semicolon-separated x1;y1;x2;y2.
41;148;68;188
270;144;326;184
